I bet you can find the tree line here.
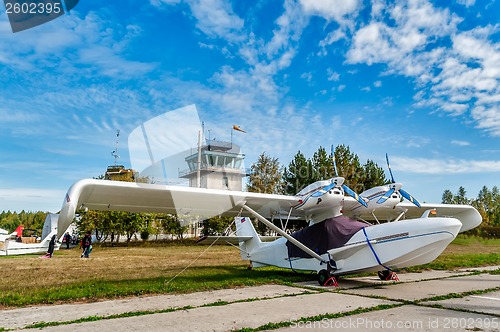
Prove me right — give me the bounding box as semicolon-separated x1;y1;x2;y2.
442;186;500;237
75;210;189;242
0;211;48;235
1;145;497;239
248;144;388;195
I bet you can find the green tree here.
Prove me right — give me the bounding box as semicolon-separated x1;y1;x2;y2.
281;145;387;196
333;144;364;192
361;159;388;190
0;211;48;236
456;186;469;204
119;212;145;242
201;215;233;236
161;214;188;239
491;186;500;226
247;152;284;194
311;146;335;182
282;151;313;195
473;186;500;226
0;211;21;233
442;189;454;204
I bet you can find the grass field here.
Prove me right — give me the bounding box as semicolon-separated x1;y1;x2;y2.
0;235;498;308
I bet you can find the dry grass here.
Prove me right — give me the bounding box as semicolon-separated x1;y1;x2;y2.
0;243;246;292
0;236;497;308
1;237;498;291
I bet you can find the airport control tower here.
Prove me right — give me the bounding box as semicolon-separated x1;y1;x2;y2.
179;139;246;191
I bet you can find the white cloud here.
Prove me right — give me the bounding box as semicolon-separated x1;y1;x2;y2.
471;105;500;136
374;80;382;87
345;0;499;137
451;140;470;146
265;0;308;58
0;12;155;78
153;0;244;40
318;29;346;55
0;107;42;123
300;0;361;22
301;72;313;82
428;26;500;130
327;68;340;81
391;156;500;174
189;0;244;40
0;188;66;212
440;102;468;115
150;0;180;6
346;0;459;73
456;0;475;7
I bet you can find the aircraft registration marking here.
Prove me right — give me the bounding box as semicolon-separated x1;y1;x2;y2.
344;232;410;247
374;232;410;242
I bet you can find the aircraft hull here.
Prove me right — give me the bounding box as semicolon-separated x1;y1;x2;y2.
246;217;462;275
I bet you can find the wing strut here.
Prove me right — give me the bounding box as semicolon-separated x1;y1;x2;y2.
241;204;327;263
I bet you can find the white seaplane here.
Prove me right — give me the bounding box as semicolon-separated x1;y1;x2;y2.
56;172;481;285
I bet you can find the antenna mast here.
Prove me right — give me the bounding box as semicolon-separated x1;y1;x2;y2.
111;129;120;165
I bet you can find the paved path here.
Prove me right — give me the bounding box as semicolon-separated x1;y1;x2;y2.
0;267;498;331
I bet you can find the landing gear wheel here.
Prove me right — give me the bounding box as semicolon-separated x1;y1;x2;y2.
377;270;390;280
318;269;331;285
378;270;399;281
317;269;338;286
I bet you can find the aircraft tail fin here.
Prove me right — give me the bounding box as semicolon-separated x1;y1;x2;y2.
235;217;262;259
14;225;24;238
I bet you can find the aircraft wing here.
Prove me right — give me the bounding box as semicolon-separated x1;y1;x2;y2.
197;235;279;245
343;197;482;233
57;179;301;238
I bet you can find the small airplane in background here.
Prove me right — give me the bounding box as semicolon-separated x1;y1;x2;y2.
0;223;59;256
56;161;482;285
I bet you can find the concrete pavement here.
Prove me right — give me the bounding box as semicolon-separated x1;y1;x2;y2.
0;266;498;331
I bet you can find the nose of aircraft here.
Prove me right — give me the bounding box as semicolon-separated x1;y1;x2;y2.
428;217;463;239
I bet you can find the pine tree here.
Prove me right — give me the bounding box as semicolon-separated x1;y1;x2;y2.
282;151;313;195
333;144;364;192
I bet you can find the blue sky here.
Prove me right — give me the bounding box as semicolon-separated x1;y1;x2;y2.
0;0;499;212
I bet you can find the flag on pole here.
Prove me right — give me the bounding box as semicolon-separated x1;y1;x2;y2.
233;125;246;133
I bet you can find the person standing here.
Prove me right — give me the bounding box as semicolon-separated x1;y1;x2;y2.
64;232;71;249
81;232;92;258
47;234;56;258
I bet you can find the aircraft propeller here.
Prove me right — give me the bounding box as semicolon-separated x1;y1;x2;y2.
377;153;421;207
330;146;368;208
310;177;345;198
